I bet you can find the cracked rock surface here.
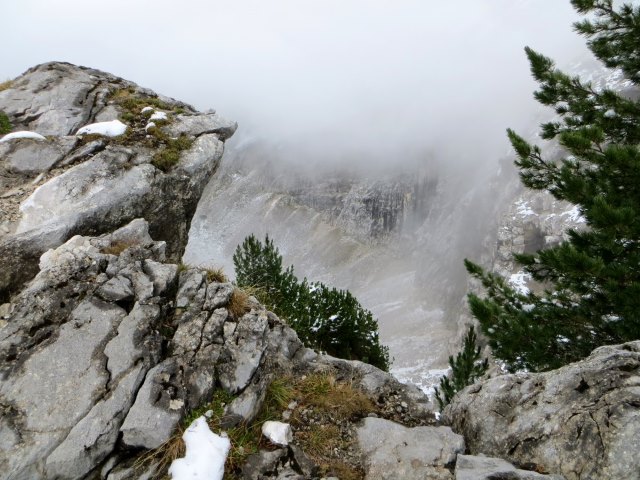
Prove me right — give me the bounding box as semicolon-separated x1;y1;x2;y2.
0;61;236;300
356;418;464;480
443;341;640;480
0;219;302;479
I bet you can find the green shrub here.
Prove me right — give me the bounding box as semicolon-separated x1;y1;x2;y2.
0;111;12;135
434;326;488;410
233;234;390;371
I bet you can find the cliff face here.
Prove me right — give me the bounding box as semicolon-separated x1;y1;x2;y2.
183;143;512;392
0;62;236;301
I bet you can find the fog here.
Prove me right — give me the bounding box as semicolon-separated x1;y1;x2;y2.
3;0;589;169
3;1;594;388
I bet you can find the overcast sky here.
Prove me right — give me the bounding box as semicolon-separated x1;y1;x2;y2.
1;1;590;169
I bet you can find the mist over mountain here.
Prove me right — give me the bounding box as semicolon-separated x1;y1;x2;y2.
2;1;594;388
4;1;588;169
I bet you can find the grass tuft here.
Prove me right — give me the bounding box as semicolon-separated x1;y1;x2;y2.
227;288;251;319
205;267;228;283
0;80;13;92
101;240;134;255
0;111;12;135
151;134;194;172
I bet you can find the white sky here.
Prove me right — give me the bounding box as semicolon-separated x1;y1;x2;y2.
1;0;590;169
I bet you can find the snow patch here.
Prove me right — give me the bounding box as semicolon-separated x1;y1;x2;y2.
393;365;450;397
515;200;535;217
150;110;168;121
145;122;157;131
168;416;229;480
562;205;586;224
76;120;127;137
509;271;531;295
604;109;617;118
0;131;47;143
262;421;293;446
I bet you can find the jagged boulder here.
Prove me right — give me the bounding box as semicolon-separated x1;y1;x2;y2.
443;341;640;480
0;62;236;300
0;219;302;479
454;455;564;480
356;418;464;480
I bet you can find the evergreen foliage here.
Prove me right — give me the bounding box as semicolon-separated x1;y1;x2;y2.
0;111;12;135
466;0;640;372
233;234;390;371
434;326;488;410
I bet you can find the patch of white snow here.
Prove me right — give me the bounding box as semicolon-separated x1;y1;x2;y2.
261;421;293;446
168;416;230;480
515;200;535;217
150;111;168;121
562;205;586;224
145;122;157;131
76;120;127;137
509;271;531;295
0;131;47;143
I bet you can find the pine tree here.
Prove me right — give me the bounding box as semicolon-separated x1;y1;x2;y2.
465;0;640;372
233;235;390;370
434;326;488;410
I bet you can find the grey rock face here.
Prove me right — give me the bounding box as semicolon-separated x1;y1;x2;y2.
455;455;565;480
0;62;235;299
443;341;640;480
356;417;464;480
1;136;78;174
0;62;120;136
166;112;237;141
0;220;165;479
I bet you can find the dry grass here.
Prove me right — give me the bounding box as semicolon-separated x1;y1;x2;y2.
205;267;228;283
227;288;251;318
0;80;13;92
101;240;134;255
288;373;374;479
134;429;185;479
132;371;373;479
296;373;375;419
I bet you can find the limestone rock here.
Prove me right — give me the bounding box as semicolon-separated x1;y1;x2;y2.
443;341;640;480
0;62;234;299
166;112;237;141
454;455;565;480
356;417;464;480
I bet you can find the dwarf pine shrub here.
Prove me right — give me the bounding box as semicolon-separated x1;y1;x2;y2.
233;234;390;370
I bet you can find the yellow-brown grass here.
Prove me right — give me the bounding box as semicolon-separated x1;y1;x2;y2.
0;80;13;92
101;240;134;255
227;288;251;318
205;267;228;283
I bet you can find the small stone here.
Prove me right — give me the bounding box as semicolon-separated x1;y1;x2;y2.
287;401;298;410
262;421;293;446
169;399;184;411
204;410;214;418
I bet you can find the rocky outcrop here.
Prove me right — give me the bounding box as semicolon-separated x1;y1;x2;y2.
356;418;464;480
0;62;236;300
443;341;640;480
0;219;438;479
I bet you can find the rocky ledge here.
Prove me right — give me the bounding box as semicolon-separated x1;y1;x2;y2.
0;62;236;300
